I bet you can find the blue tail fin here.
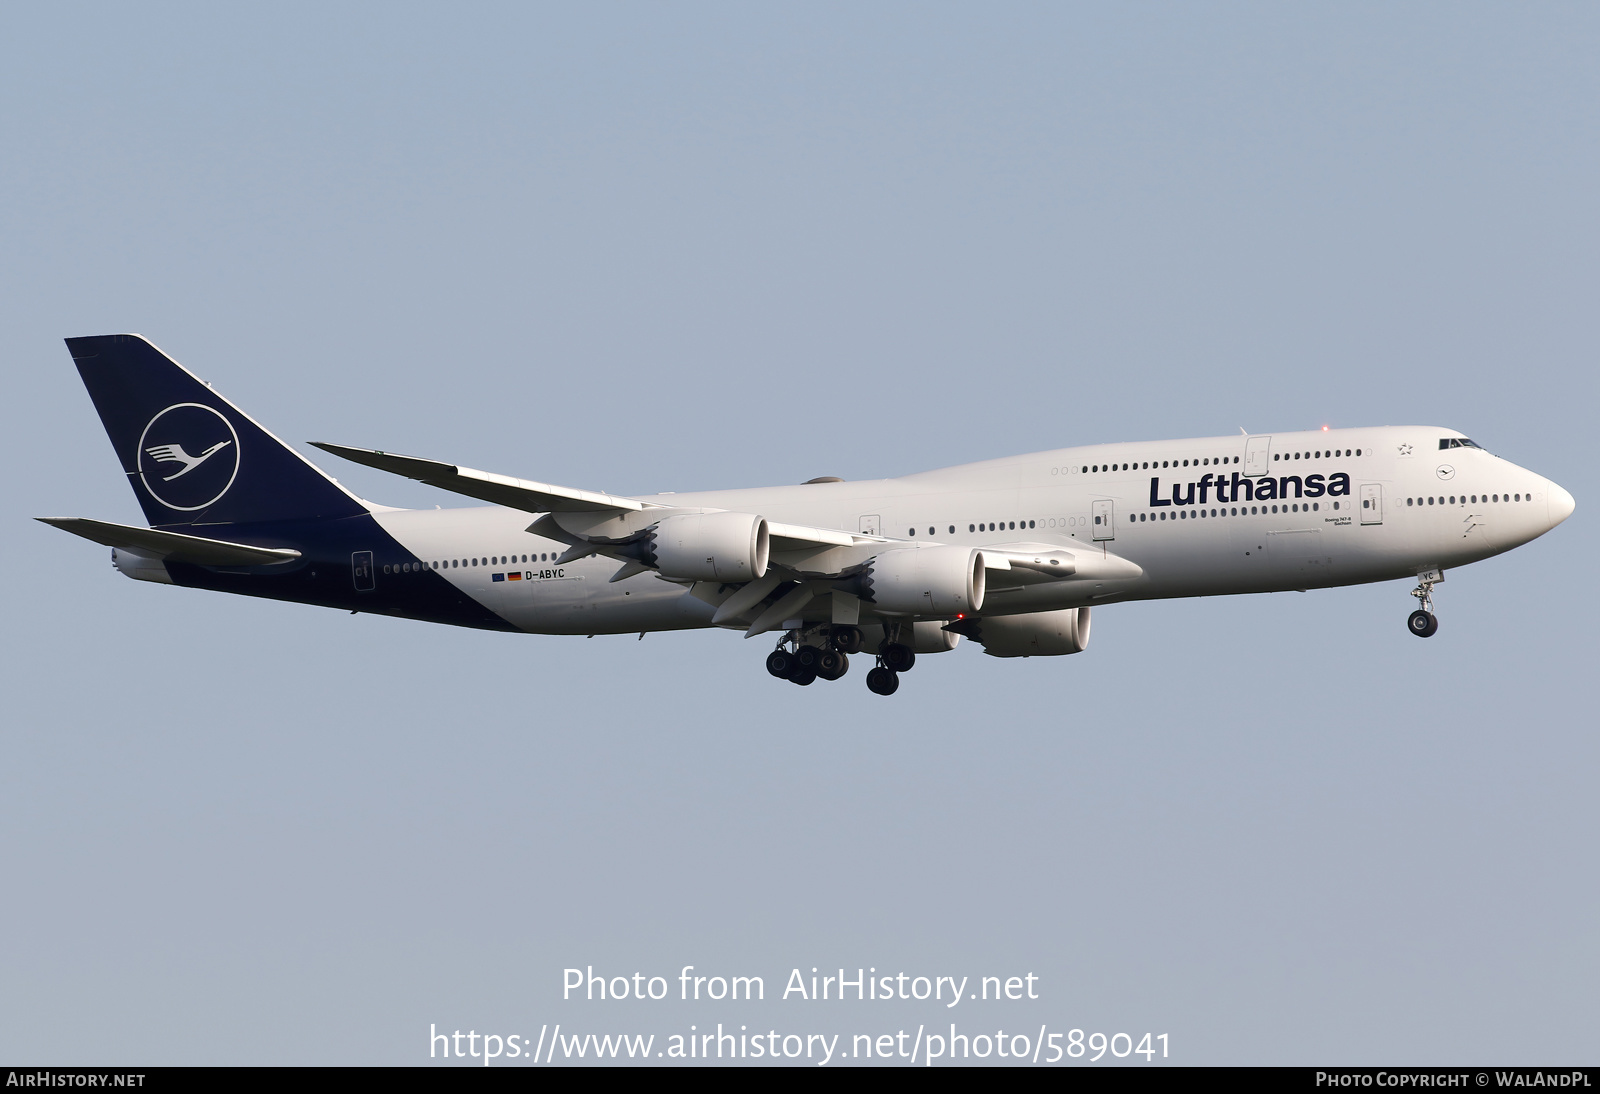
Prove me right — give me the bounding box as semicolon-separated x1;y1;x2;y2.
66;334;368;528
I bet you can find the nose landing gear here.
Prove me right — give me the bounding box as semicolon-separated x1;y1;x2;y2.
1407;609;1438;638
1407;569;1442;638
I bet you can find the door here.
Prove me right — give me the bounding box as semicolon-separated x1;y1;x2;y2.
351;551;375;591
1360;483;1383;525
1092;499;1115;541
859;514;881;536
1244;435;1273;477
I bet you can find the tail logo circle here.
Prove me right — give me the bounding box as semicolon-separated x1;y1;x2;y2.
136;403;241;511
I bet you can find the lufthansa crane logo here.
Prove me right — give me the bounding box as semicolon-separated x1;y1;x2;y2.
136;403;241;511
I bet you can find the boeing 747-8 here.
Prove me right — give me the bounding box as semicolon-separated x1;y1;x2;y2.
41;336;1575;695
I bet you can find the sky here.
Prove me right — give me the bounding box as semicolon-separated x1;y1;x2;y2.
2;2;1596;1066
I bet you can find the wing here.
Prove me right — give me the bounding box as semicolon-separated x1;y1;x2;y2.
313;442;887;555
38;517;302;567
309;442;655;514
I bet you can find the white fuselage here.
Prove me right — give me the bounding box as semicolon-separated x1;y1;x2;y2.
362;426;1574;636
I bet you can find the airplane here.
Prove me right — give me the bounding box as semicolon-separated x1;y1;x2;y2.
40;334;1576;696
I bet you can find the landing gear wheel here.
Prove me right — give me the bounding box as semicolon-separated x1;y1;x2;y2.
790;667;817;686
817;650;848;680
766;650;797;678
795;645;823;672
1407;609;1438;638
881;643;916;674
866;667;899;695
830;625;864;655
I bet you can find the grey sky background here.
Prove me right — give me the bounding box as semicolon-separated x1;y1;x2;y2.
2;2;1595;1065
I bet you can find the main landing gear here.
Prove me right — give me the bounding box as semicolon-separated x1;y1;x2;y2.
765;623;918;696
866;635;916;696
1407;570;1442;638
767;624;860;687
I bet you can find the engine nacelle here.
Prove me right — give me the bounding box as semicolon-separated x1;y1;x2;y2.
648;512;770;582
862;545;986;617
972;607;1090;658
858;621;962;654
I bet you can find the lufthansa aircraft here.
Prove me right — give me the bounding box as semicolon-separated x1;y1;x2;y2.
42;335;1576;695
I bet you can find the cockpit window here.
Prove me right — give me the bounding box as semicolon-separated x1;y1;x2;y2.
1439;438;1482;450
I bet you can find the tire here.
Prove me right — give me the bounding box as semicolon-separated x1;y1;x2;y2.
881;642;916;673
817;650;848;680
790;667;817;686
866;667;899;695
795;645;823;671
766;650;797;678
831;625;864;655
1407;609;1438;638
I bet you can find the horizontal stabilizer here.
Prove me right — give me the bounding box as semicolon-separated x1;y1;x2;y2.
37;517;302;567
311;443;653;514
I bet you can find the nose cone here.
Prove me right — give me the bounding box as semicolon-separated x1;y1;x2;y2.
1549;482;1576;527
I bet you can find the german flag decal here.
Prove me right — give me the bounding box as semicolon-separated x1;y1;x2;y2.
507;572;522;580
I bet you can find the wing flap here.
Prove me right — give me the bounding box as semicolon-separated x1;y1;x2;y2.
37;517;301;567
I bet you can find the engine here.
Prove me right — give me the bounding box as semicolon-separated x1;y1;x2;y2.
970;607;1090;658
858;621;962;654
647;512;770;582
861;545;985;616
